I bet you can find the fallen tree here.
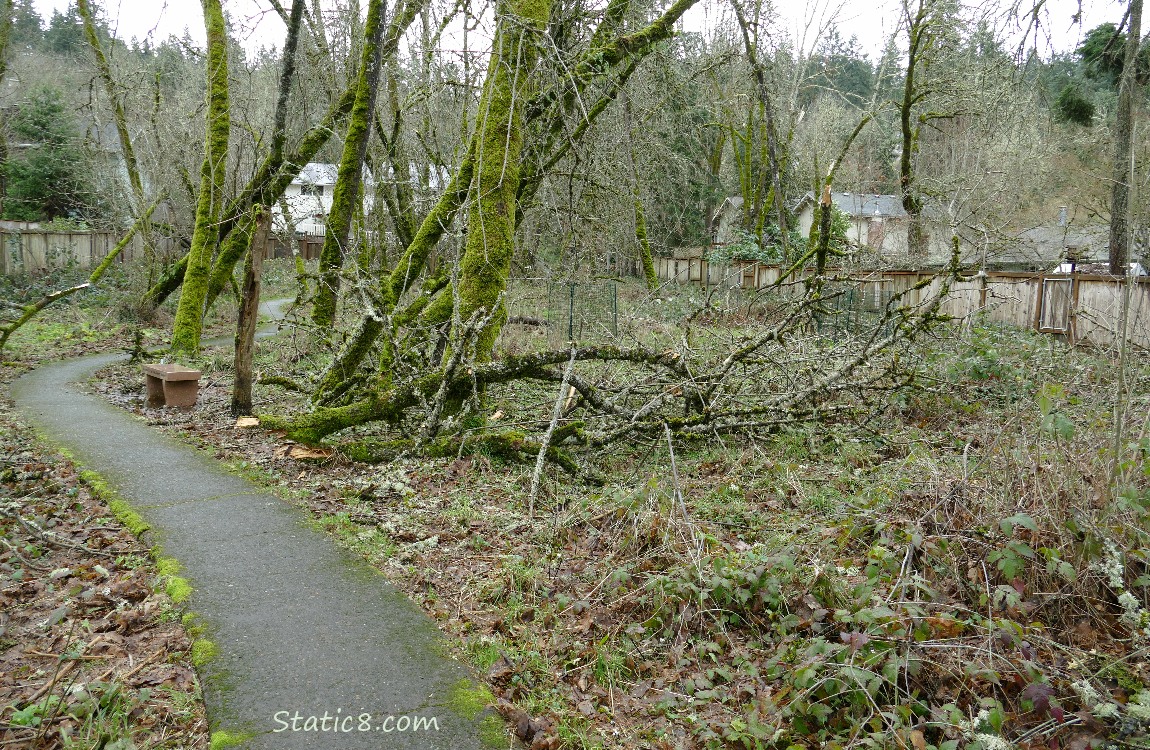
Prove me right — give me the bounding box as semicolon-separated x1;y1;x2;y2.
262;251;965;479
245;0;969;476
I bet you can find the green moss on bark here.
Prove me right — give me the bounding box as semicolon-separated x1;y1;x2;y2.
312;0;387;328
457;0;551;361
634;195;657;290
170;0;230;358
205;212;256;311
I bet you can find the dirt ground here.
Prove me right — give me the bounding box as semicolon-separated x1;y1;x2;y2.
1;321;209;750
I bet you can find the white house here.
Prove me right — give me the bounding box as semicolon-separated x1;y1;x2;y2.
792;191;979;264
794;192;910;258
272;163;374;236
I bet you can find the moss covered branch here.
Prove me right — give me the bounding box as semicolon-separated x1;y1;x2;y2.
312;0;388;328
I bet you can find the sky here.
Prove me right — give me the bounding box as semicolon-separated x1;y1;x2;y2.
32;0;1129;60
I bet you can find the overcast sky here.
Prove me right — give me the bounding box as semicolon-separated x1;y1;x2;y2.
31;0;1128;60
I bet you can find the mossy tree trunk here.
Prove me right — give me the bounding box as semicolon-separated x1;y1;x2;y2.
1108;0;1142;273
456;0;551;361
311;149;475;403
169;0;230;358
203;0;304;314
634;194;658;290
624;94;658;290
899;0;929;259
77;0;160;275
76;0;146;208
280;0;705;434
312;0;387;329
0;0;11;217
730;0;787;254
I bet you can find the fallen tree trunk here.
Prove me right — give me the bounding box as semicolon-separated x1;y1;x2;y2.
260;246;963;487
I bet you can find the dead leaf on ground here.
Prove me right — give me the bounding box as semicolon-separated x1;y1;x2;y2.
234;416;260;428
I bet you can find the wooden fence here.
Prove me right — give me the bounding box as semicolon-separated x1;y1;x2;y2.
656;256;1150;350
0;230;184;276
0;230;326;277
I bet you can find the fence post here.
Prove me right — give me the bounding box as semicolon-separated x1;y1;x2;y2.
612;281;617;335
568;283;575;341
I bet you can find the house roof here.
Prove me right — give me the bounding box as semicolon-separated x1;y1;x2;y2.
1017;224;1108;257
714;196;744;216
293;163;339;185
795;191;908;219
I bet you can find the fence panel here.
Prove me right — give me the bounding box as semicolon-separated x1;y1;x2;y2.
2;230;207;276
658;259;1150;349
1039;278;1073;333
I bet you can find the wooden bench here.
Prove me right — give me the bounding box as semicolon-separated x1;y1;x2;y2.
142;364;203;410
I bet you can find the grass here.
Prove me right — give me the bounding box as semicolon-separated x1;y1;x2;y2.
313;512;399;564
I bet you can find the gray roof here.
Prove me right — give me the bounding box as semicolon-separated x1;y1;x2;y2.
1015;224;1108;258
832;192;907;218
794;191;908;218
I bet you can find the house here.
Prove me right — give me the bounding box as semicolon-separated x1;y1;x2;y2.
271;163;374;236
793;192;912;259
711;196;745;245
709;192;944;263
1008;223;1110;269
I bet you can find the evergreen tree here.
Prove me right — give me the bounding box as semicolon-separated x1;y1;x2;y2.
1078;22;1149;86
3;86;93;222
11;0;41;46
1055;83;1095;125
44;6;86;54
808;29;875;106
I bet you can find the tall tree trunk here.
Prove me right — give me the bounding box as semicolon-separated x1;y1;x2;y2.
624;94;657;290
76;0;145;206
1109;0;1143;274
312;0;388;328
456;0;552;360
900;0;929;259
0;0;13;217
232;209;270;416
169;0;231;358
77;0;158;266
730;0;787;248
634;193;658;290
203;0;304;313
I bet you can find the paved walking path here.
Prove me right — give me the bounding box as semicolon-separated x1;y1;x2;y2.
11;304;492;749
